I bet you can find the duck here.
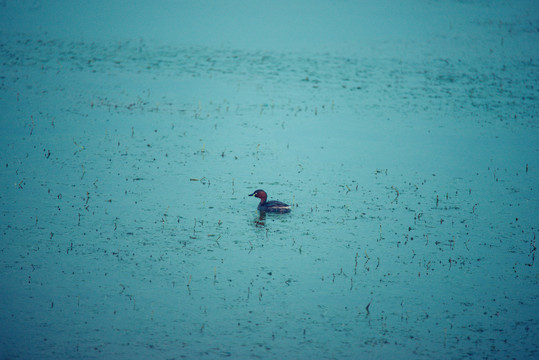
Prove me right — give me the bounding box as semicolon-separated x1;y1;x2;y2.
248;189;291;213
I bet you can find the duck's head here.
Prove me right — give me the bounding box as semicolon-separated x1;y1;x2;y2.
249;189;267;203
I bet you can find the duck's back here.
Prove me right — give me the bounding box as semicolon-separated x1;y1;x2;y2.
259;200;291;213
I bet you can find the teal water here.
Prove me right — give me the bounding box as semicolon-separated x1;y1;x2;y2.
1;1;538;359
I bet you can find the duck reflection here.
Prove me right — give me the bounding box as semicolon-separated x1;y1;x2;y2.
254;211;266;227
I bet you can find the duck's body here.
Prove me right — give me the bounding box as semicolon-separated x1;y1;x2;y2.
249;189;291;213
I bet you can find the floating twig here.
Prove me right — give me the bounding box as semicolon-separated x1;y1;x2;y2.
364;250;370;266
29;115;35;135
365;299;372;315
73;138;85;154
526;233;536;267
190;177;207;185
186;275;192;295
391;186;399;203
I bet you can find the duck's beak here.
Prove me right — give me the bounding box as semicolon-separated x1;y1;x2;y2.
248;192;255;196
